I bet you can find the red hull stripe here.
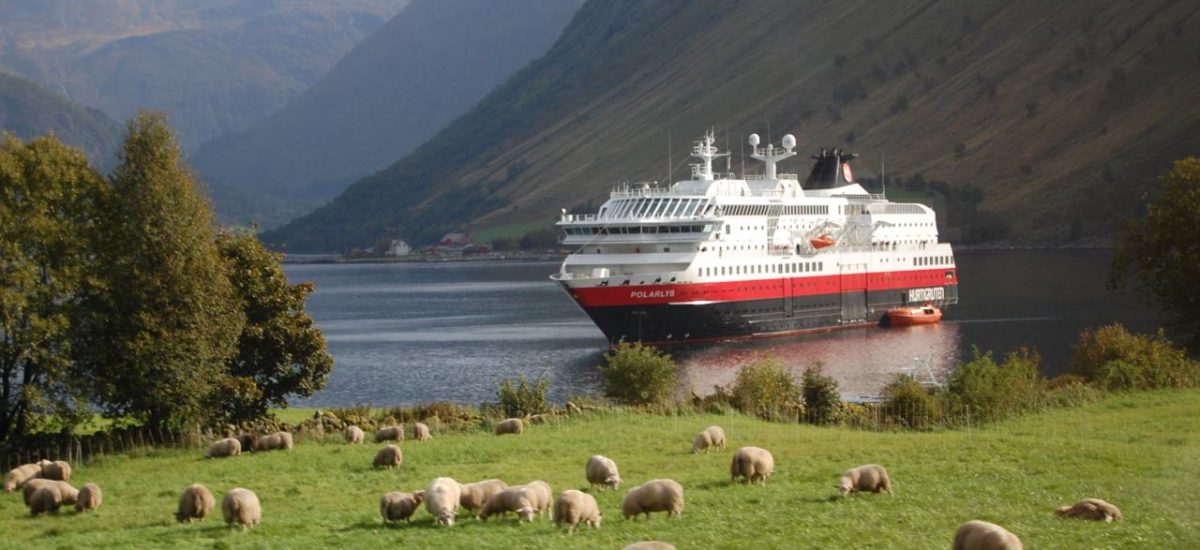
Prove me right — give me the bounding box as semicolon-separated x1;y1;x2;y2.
566;268;957;308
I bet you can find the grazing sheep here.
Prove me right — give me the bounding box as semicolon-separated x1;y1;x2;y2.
176;484;216;523
527;414;551;425
692;425;726;453
256;431;294;451
344;425;365;444
375;425;405;443
373;445;403;469
553;489;601;534
621;479;684;520
21;478;55;506
413;422;432;441
731;447;774;485
1055;498;1123;522
622;543;676;550
425;477;462;527
494;417;524;435
477;486;538;522
22;479;76;506
236;433;258;453
204;437;242;458
514;480;552;517
76;482;102;512
222;488;262;528
4;462;44;492
586;455;622;491
838;464;894;497
380;490;424;523
41;460;72;481
29;485;63;516
459;479;508;512
953;520;1023;550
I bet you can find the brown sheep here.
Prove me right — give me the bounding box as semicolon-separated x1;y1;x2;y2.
41;460;72;481
4;462;44;492
838;464;894;497
459;479;508;512
621;479;684;520
76;482;102;512
222;487;262;528
344;425;365;444
553;489;601;534
375;425;405;443
29;484;63;516
380;490;424;523
236;433;259;452
586;455;622;490
494;418;524;435
477;486;538;522
692;425;726;453
953;520;1023;550
413;422;432;441
1055;498;1123;522
730;447;774;485
176;483;216;523
373;444;403;469
204;437;242;458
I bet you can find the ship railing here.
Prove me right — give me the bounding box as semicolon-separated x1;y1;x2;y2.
560;213;598;222
743;173;799;181
609;188;676;198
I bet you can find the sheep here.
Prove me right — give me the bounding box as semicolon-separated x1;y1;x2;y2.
586;454;622;491
413;422;432;441
204;437;242;458
622;543;676;550
952;520;1023;550
76;482;102;512
380;490;424;523
344;425;365;444
527;414;551;425
621;479;684;520
731;447;774;485
425;477;462;527
513;480;552;517
692;425;726;453
553;489;601;534
236;433;258;452
4;462;44;492
838;464;894;497
222;487;262;528
22;479;76;506
458;479;507;512
29;485;63;516
176;483;216;523
494;417;524;435
375;425;405;443
41;460;72;481
373;444;403;469
256;431;294;451
1054;498;1123;522
477;486;538;522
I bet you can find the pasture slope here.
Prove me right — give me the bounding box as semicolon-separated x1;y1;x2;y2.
2;390;1197;548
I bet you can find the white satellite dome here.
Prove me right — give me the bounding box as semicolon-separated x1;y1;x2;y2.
781;134;796;151
748;133;760;146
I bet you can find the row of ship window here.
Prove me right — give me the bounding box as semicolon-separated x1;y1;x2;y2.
722;204;831;216
563;224;711;235
699;262;825;277
915;255;953;266
600;198;713;219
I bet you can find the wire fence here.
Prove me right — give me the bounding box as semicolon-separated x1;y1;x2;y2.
1;426;208;472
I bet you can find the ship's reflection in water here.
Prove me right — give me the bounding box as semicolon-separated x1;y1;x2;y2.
675;323;960;402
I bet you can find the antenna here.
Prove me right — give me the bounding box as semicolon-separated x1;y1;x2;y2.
740;133;745;176
667;129;672;185
881;153;886;197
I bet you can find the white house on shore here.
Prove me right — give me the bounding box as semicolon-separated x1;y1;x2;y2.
385;240;412;256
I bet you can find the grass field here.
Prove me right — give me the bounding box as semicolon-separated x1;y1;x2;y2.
3;390;1198;548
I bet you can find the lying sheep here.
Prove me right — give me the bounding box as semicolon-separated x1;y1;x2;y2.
375;425;405;443
731;447;774;485
29;485;63;516
494;418;524;435
838;464;894;497
380;490;424;523
22;479;76;506
515;480;552;517
553;489;601;534
4;462;44;492
692;425;726;453
459;479;507;512
205;437;242;458
621;479;684;520
41;460;72;482
373;444;403;469
1055;498;1123;522
622;543;676;550
413;422;432;441
477;486;537;522
222;487;262;528
76;482;102;512
953;520;1023;550
176;483;216;523
237;433;259;453
256;431;294;451
586;455;622;491
345;425;365;444
527;414;551;425
425;477;462;527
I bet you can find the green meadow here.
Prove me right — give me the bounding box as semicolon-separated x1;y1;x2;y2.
3;390;1198;549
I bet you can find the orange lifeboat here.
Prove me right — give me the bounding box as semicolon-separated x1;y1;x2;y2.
810;235;836;249
884;305;942;327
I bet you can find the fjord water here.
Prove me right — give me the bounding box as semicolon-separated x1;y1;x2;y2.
286;250;1155;407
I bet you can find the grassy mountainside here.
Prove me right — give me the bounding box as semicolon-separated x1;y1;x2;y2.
1;390;1197;547
0;71;122;167
190;0;583;229
266;0;1200;251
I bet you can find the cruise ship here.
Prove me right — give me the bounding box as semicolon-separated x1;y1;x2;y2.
551;130;958;344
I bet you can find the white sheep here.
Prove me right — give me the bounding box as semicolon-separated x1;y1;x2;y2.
222;487;262;528
553;489;601;534
380;490;424;523
257;431;294;451
373;444;403;469
413;422;432;441
76;482;102;512
513;480;552;517
692;425;726;453
345;425;365;444
22;479;76;506
494;418;524;435
4;462;44;492
458;479;508;512
204;437;242;458
952;520;1023;550
838;464;894;497
730;447;774;485
477;486;538;522
1055;498;1123;521
425;477;462;527
622;543;676;550
375;425;405;443
41;460;72;481
29;484;63;516
621;479;684;520
586;454;622;490
176;483;216;523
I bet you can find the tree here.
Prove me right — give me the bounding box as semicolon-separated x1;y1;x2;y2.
215;230;333;423
74;112;244;430
1111;157;1200;354
597;343;678;405
0;134;104;443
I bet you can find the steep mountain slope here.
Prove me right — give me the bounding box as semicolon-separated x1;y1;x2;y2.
0;70;122;167
266;0;1200;252
0;0;409;151
189;0;583;226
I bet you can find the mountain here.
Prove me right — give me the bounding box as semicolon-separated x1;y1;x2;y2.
0;70;122;167
265;0;1200;252
189;0;583;228
0;0;410;151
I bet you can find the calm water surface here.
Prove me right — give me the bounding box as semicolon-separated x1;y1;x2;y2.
286;250;1155;407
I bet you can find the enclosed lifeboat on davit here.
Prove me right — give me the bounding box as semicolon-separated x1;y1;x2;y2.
884;305;942;327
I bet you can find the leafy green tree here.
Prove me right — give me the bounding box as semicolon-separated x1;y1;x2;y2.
74;112;244;430
598;343;678;405
801;363;841;425
1111;157;1200;354
215;230;333;423
0;134;104;442
729;356;802;421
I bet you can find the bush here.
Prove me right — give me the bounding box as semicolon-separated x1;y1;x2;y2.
1069;324;1200;390
881;375;944;429
598;343;678;405
946;347;1045;421
495;373;550;417
728;356;801;421
801;363;841;425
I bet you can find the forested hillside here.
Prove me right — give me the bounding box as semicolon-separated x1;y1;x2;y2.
0;71;122;167
266;0;1200;251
